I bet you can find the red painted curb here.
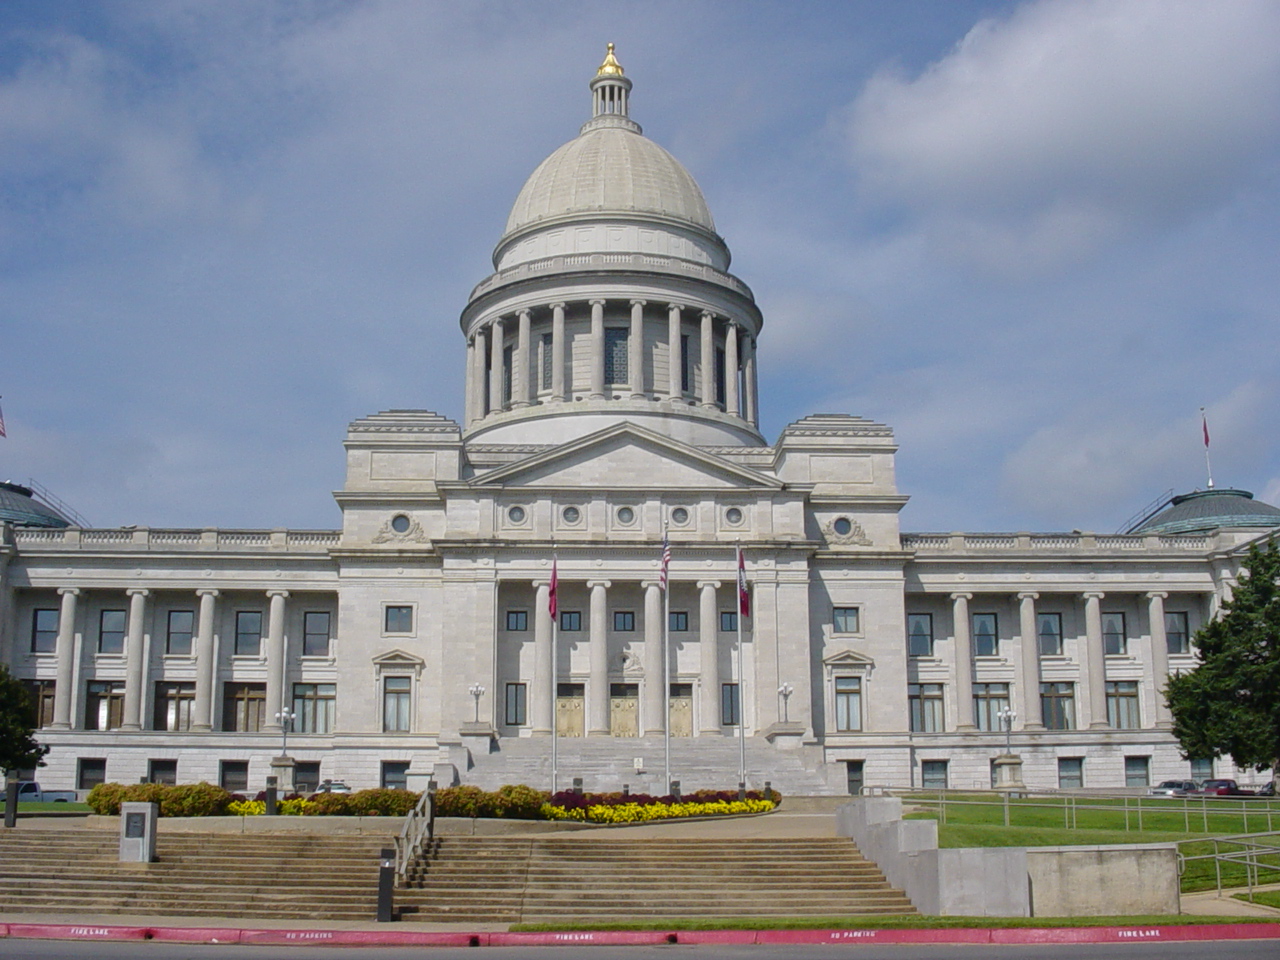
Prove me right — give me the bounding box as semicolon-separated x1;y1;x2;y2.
990;924;1280;944
147;927;244;944
6;924;150;941
756;927;992;944
488;930;673;947
673;929;758;944
239;928;481;946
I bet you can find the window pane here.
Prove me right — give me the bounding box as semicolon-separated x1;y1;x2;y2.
1037;613;1062;656
303;612;331;657
1103;612;1127;655
921;760;948;789
1124;756;1150;787
1106;681;1141;729
973;683;1010;731
1165;612;1189;655
909;683;944;733
384;606;412;633
833;607;859;633
148;759;178;785
720;683;740;726
222;683;265;732
384;677;411;732
540;333;553;390
505;683;527;726
1190;758;1214;781
295;761;322;793
560;611;581;632
1041;682;1076;730
669;611;688;632
720;611;737;632
382;761;410;790
834;677;861;732
907;614;932;657
506;610;528;632
613;611;635;632
32;609;59;653
972;614;997;656
78;758;107;790
1058;758;1083;789
99;610;126;654
167;610;195;656
235;611;262;656
220;760;249;793
604;328;628;384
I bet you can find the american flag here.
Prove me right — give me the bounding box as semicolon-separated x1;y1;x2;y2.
548;558;558;617
737;545;750;618
659;532;670;591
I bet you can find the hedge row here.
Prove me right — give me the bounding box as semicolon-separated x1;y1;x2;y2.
85;783;421;817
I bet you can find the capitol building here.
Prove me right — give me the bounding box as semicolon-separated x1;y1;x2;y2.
3;48;1278;797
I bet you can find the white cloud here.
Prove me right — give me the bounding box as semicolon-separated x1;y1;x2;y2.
843;0;1280;273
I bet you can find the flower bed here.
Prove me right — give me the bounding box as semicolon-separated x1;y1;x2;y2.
540;789;776;824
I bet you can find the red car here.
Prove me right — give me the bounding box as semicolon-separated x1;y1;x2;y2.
1194;779;1254;796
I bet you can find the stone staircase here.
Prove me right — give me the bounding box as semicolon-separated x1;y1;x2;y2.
0;829;394;921
462;734;838;795
399;836;915;923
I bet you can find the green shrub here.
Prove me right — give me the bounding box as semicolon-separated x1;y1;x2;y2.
86;782;127;815
85;782;231;817
306;792;354;816
347;788;421;817
491;784;549;819
435;785;490;818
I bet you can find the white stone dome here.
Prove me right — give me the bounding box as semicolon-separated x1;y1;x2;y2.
502;122;716;239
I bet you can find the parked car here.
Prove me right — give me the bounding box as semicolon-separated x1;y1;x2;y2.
311;779;352;795
1194;779;1254;796
1148;780;1199;797
16;782;78;803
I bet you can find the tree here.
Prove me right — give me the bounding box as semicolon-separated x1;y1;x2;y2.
0;664;48;774
1166;537;1280;787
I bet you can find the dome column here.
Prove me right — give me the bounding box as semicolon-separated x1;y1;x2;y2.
589;299;606;399
489;317;506;412
745;335;759;427
629;299;646;399
551;302;567;402
514;309;532;407
725;322;740;417
699;311;715;408
464;337;475;424
667;304;684;403
472;327;488;421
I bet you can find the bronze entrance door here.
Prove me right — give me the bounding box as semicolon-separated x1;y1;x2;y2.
556;683;585;737
610;683;639;737
668;683;693;737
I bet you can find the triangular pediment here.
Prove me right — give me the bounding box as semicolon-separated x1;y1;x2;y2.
371;649;425;669
823;649;875;668
471;423;782;490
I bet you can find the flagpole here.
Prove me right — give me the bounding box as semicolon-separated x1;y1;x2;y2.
550;548;559;795
662;518;671;794
1201;407;1214;490
736;543;746;791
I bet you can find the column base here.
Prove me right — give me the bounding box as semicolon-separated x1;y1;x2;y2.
955;723;977;732
121;723;141;731
1022;723;1045;731
191;723;213;732
1089;721;1111;729
586;729;611;737
529;727;553;737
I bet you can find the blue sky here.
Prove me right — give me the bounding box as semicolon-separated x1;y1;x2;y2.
1;0;1277;533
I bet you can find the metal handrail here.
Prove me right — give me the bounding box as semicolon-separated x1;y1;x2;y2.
393;788;436;883
1177;830;1280;901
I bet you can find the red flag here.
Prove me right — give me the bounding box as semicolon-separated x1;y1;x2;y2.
737;545;750;618
1202;410;1210;449
548;558;558;618
659;532;670;591
0;398;6;438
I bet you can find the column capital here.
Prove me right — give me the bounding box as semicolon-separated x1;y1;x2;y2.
586;579;612;590
126;587;151;599
266;589;290;600
629;298;647;307
1082;591;1106;601
1016;591;1039;601
1145;591;1168;600
667;302;685;312
517;308;531;320
589;298;606;307
57;586;81;597
697;580;722;590
641;580;664;591
550;301;567;310
949;592;973;602
700;309;715;320
196;588;220;598
532;579;551;590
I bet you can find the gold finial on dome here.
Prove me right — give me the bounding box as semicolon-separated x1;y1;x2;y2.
596;42;624;77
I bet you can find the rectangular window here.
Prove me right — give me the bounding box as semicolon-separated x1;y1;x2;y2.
303;612;331;657
99;609;126;654
1165;611;1190;655
166;610;194;656
22;680;56;729
1040;682;1076;730
148;759;177;785
972;613;998;656
833;607;860;634
908;683;944;733
845;759;865;797
221;682;266;732
383;676;411;732
31;608;58;654
1190;758;1214;781
153;681;195;731
384;605;413;634
613;610;635;632
907;613;933;657
502;344;513;405
220;760;249;793
680;334;692;393
720;611;737;632
834;676;862;732
1037;612;1063;656
84;680;125;730
1058;757;1084;789
1103;611;1127;655
1106;680;1141;728
295;761;322;794
973;682;1010;731
234;611;263;656
382;761;410;791
292;683;336;734
506;610;529;632
1125;755;1151;788
541;332;553;390
78;758;107;790
560;610;582;632
921;759;948;789
720;682;740;726
669;611;689;632
604;327;629;384
505;682;527;726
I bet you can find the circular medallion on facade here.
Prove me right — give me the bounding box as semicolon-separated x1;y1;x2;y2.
508;506;526;524
562;506;581;524
725;507;744;525
616;506;635;524
391;514;411;534
670;506;690;525
833;517;853;536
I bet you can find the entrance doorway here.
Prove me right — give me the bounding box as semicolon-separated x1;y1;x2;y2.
610;684;639;737
556;683;584;737
669;683;693;737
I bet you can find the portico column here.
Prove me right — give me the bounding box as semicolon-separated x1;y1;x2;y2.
263;590;289;731
744;335;758;426
587;580;611;735
724;322;740;417
472;327;488;420
699;311;715;408
699;580;722;733
489;317;506;412
51;587;80;729
667;304;683;401
643;580;664;735
951;593;975;731
550;302;566;401
1017;592;1043;729
1082;592;1109;728
515;309;532;407
121;588;150;730
1147;592;1173;727
589;300;606;399
629;299;646;398
192;588;219;731
531;580;553;735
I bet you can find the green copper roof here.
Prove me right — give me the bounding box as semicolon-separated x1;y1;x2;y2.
1131;488;1280;535
0;481;71;528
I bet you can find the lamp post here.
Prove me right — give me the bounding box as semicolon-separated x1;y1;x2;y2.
275;708;296;757
997;705;1017;755
469;683;485;724
778;684;794;723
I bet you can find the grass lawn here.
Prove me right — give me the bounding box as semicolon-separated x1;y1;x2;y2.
1234;890;1280;909
15;802;92;813
510;915;1280;932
